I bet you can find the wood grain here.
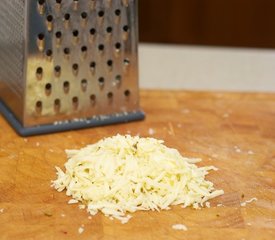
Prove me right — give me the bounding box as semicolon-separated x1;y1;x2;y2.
0;90;275;239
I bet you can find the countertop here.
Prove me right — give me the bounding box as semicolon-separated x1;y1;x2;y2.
139;44;275;92
1;90;275;240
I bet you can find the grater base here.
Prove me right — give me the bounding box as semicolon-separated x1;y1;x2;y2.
0;99;145;137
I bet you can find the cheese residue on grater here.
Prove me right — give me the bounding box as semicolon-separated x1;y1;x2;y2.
52;135;224;223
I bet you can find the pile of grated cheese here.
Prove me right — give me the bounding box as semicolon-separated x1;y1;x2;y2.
52;134;224;223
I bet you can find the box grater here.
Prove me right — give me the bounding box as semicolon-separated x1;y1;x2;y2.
0;0;144;136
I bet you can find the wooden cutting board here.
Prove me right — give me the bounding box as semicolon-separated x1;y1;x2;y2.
0;90;275;240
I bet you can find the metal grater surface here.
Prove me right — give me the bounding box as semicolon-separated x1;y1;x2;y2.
0;0;144;136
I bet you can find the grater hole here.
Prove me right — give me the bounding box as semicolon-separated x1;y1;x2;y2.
72;29;79;37
38;0;45;15
81;79;88;92
98;77;105;86
98;10;105;17
37;33;45;52
81;46;88;52
72;63;79;70
98;44;104;51
81;12;88;19
90;61;96;68
123;58;130;71
115;75;122;86
55;31;62;39
46;16;53;31
124;58;130;65
47;15;53;22
90;28;96;35
45;84;51;89
35;101;43;114
115;42;121;50
36;67;43;80
107;60;113;66
122;25;129;40
45;83;52;96
90;94;96;105
72;97;79;110
63;81;70;94
36;67;43;74
107;92;113;100
123;25;129;32
106;26;113;33
90;62;96;74
81;46;88;59
64;47;70;55
37;33;45;40
54;65;61;77
124;89;131;97
54;99;61;113
64;13;70;20
56;0;62;3
115;9;121;16
46;49;52;57
115;75;122;82
54;65;61;72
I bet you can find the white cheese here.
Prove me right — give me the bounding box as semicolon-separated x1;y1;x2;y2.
52;134;224;223
241;197;258;207
78;226;84;234
68;199;78;204
247;150;254;155
148;128;155;135
205;202;211;208
246;197;258;203
172;224;188;231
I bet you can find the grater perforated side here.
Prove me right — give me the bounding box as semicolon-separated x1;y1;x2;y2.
0;0;26;122
0;0;144;136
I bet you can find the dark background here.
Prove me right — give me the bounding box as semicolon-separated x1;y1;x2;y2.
138;0;275;48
